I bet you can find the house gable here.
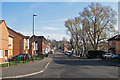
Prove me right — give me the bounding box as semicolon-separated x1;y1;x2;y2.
0;20;9;50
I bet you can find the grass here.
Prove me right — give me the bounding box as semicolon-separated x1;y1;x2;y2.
0;60;33;67
0;63;8;67
34;57;42;60
110;59;120;62
1;55;48;67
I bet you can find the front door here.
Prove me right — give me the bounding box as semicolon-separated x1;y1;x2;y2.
5;50;8;61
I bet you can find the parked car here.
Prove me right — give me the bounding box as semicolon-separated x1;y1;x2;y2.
11;54;21;61
50;50;54;54
111;54;120;60
11;54;31;61
102;53;113;59
66;51;72;57
21;54;31;60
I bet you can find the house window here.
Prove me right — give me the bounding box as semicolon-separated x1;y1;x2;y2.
35;43;38;50
0;50;3;58
26;39;29;49
109;41;112;45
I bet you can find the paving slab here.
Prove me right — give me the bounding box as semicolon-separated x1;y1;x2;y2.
2;57;52;77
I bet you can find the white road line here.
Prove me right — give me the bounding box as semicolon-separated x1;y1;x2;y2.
2;59;52;79
45;60;51;69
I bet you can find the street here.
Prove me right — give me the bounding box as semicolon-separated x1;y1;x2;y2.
26;52;118;78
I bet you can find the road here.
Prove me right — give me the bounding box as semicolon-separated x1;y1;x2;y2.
26;52;119;78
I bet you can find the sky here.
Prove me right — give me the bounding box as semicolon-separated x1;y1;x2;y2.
1;2;119;41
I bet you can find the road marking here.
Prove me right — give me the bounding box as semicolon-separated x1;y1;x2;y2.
2;58;52;79
45;60;51;69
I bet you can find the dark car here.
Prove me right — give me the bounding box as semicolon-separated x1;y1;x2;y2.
11;54;21;61
11;54;31;61
21;54;31;60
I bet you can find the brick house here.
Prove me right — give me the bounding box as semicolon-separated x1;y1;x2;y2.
0;20;9;63
30;35;50;57
0;20;15;63
107;35;120;54
7;27;30;57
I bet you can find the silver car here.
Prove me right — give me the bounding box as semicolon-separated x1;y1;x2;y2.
103;53;113;59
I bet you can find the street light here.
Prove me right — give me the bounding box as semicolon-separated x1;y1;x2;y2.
33;14;37;62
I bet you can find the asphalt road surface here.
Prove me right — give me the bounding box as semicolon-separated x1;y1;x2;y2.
26;52;119;78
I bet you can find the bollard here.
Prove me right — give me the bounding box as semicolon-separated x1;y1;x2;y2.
15;58;17;65
8;59;10;66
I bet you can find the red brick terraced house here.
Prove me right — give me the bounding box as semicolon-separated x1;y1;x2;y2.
30;35;50;57
7;27;30;57
107;35;120;54
0;20;14;63
0;20;9;63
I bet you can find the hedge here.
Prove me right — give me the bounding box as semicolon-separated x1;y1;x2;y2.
88;50;106;59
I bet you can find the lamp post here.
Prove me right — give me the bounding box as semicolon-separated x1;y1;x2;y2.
33;14;37;62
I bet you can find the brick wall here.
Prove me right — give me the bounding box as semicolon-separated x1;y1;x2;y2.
115;41;120;54
30;36;50;56
108;40;120;54
0;20;9;63
7;27;25;56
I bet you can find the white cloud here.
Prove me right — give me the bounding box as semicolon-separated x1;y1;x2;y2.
21;31;70;41
41;18;68;23
54;18;68;22
41;26;63;30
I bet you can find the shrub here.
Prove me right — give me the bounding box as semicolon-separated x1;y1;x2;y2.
88;50;106;59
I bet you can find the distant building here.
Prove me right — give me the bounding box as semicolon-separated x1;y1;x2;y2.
63;43;68;52
107;35;120;54
98;42;108;52
30;35;50;57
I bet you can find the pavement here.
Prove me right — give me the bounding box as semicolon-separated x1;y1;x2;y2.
2;55;53;79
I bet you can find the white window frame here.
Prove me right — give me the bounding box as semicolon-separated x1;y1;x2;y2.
11;50;13;55
8;50;11;55
0;50;3;58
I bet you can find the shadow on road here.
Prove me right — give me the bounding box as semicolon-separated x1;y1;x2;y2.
52;54;118;67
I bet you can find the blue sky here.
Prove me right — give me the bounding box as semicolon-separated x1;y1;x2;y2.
2;2;118;41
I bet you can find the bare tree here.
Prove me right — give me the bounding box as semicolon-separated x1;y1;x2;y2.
79;3;117;50
65;3;118;57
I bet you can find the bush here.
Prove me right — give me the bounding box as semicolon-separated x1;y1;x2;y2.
88;50;106;59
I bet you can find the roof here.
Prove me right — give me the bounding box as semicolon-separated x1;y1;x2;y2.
7;27;30;39
25;36;30;39
107;35;120;41
17;32;30;39
33;35;46;40
0;20;4;24
9;34;14;38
